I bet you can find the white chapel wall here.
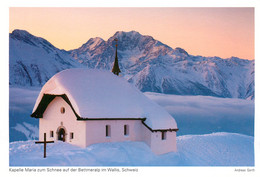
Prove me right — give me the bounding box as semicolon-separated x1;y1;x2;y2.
40;97;87;147
84;119;177;155
139;123;177;154
139;123;152;147
39;96;177;154
150;131;177;155
85;120;143;146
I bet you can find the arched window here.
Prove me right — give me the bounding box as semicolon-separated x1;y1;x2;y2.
124;124;129;136
60;107;65;114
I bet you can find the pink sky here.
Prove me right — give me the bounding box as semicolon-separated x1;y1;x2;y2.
9;7;254;59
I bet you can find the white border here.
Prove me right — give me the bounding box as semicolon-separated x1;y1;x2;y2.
1;0;260;177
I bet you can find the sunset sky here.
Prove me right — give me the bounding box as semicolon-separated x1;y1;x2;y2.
9;7;254;60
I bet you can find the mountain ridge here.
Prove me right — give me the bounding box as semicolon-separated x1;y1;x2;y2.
9;29;254;100
69;30;254;100
9;29;83;86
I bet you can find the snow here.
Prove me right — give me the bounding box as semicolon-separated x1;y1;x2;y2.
68;30;254;100
87;37;104;50
32;68;177;130
9;30;83;87
8;30;256;169
9;132;254;166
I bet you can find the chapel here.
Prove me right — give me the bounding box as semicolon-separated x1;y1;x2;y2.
31;39;178;154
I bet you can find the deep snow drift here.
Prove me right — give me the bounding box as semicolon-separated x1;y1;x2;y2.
9;132;254;166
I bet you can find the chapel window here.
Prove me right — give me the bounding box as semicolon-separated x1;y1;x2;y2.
60;107;65;114
124;124;129;136
106;125;111;137
70;132;74;139
162;131;167;140
50;131;54;138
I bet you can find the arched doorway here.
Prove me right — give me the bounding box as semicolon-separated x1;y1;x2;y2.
58;128;66;142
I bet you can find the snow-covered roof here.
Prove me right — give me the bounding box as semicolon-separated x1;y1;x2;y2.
32;68;177;130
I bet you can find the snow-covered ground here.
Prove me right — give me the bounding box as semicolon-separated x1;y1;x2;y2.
9;132;254;166
9;87;255;166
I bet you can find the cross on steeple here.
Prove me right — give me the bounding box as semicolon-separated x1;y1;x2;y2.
35;133;54;158
111;38;121;76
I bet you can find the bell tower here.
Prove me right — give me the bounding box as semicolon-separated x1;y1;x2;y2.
111;38;121;76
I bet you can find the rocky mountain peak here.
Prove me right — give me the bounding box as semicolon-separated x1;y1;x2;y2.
9;29;254;100
174;47;189;56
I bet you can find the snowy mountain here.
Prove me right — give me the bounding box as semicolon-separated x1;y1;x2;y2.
69;31;255;100
9;30;254;99
9;29;83;86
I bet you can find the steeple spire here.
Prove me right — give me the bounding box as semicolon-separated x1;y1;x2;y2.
112;38;121;76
